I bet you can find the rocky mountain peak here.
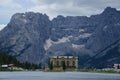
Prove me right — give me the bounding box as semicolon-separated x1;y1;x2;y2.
101;7;119;15
11;12;48;24
104;7;117;11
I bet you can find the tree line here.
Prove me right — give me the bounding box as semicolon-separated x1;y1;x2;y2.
0;53;41;70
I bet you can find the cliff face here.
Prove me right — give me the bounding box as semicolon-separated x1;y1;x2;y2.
0;7;120;68
84;40;120;68
83;7;120;68
86;7;120;53
0;12;51;64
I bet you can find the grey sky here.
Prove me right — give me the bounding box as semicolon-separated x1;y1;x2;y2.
0;0;120;26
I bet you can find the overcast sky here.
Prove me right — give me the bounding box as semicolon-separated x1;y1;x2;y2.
0;0;120;29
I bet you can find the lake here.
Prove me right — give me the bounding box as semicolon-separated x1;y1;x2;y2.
0;71;120;80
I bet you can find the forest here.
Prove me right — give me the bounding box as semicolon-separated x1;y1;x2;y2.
0;53;41;70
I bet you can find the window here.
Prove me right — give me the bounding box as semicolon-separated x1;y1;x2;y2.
72;61;75;67
56;61;59;66
61;61;65;66
67;61;69;67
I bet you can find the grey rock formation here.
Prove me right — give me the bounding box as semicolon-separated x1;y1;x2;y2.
0;7;120;68
0;12;51;64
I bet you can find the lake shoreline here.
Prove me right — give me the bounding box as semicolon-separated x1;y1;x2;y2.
1;69;119;75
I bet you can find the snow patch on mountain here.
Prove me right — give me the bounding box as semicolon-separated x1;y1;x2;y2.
44;38;53;51
44;37;70;50
103;25;108;31
72;44;85;49
68;35;73;38
79;29;85;32
79;33;92;38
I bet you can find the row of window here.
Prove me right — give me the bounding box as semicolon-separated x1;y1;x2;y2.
53;61;75;66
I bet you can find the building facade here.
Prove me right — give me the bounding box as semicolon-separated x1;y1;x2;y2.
114;64;120;69
49;56;78;71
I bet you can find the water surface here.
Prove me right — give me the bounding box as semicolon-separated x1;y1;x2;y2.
0;71;120;80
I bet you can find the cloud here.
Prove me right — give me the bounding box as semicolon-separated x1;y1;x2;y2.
0;24;6;31
1;0;120;23
0;0;24;24
28;0;120;19
0;0;22;8
75;0;120;9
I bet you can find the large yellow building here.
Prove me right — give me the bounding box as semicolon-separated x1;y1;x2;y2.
49;56;78;71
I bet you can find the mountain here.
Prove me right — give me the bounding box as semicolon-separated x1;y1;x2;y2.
0;12;51;64
83;7;120;68
0;7;120;68
84;39;120;68
86;7;120;53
